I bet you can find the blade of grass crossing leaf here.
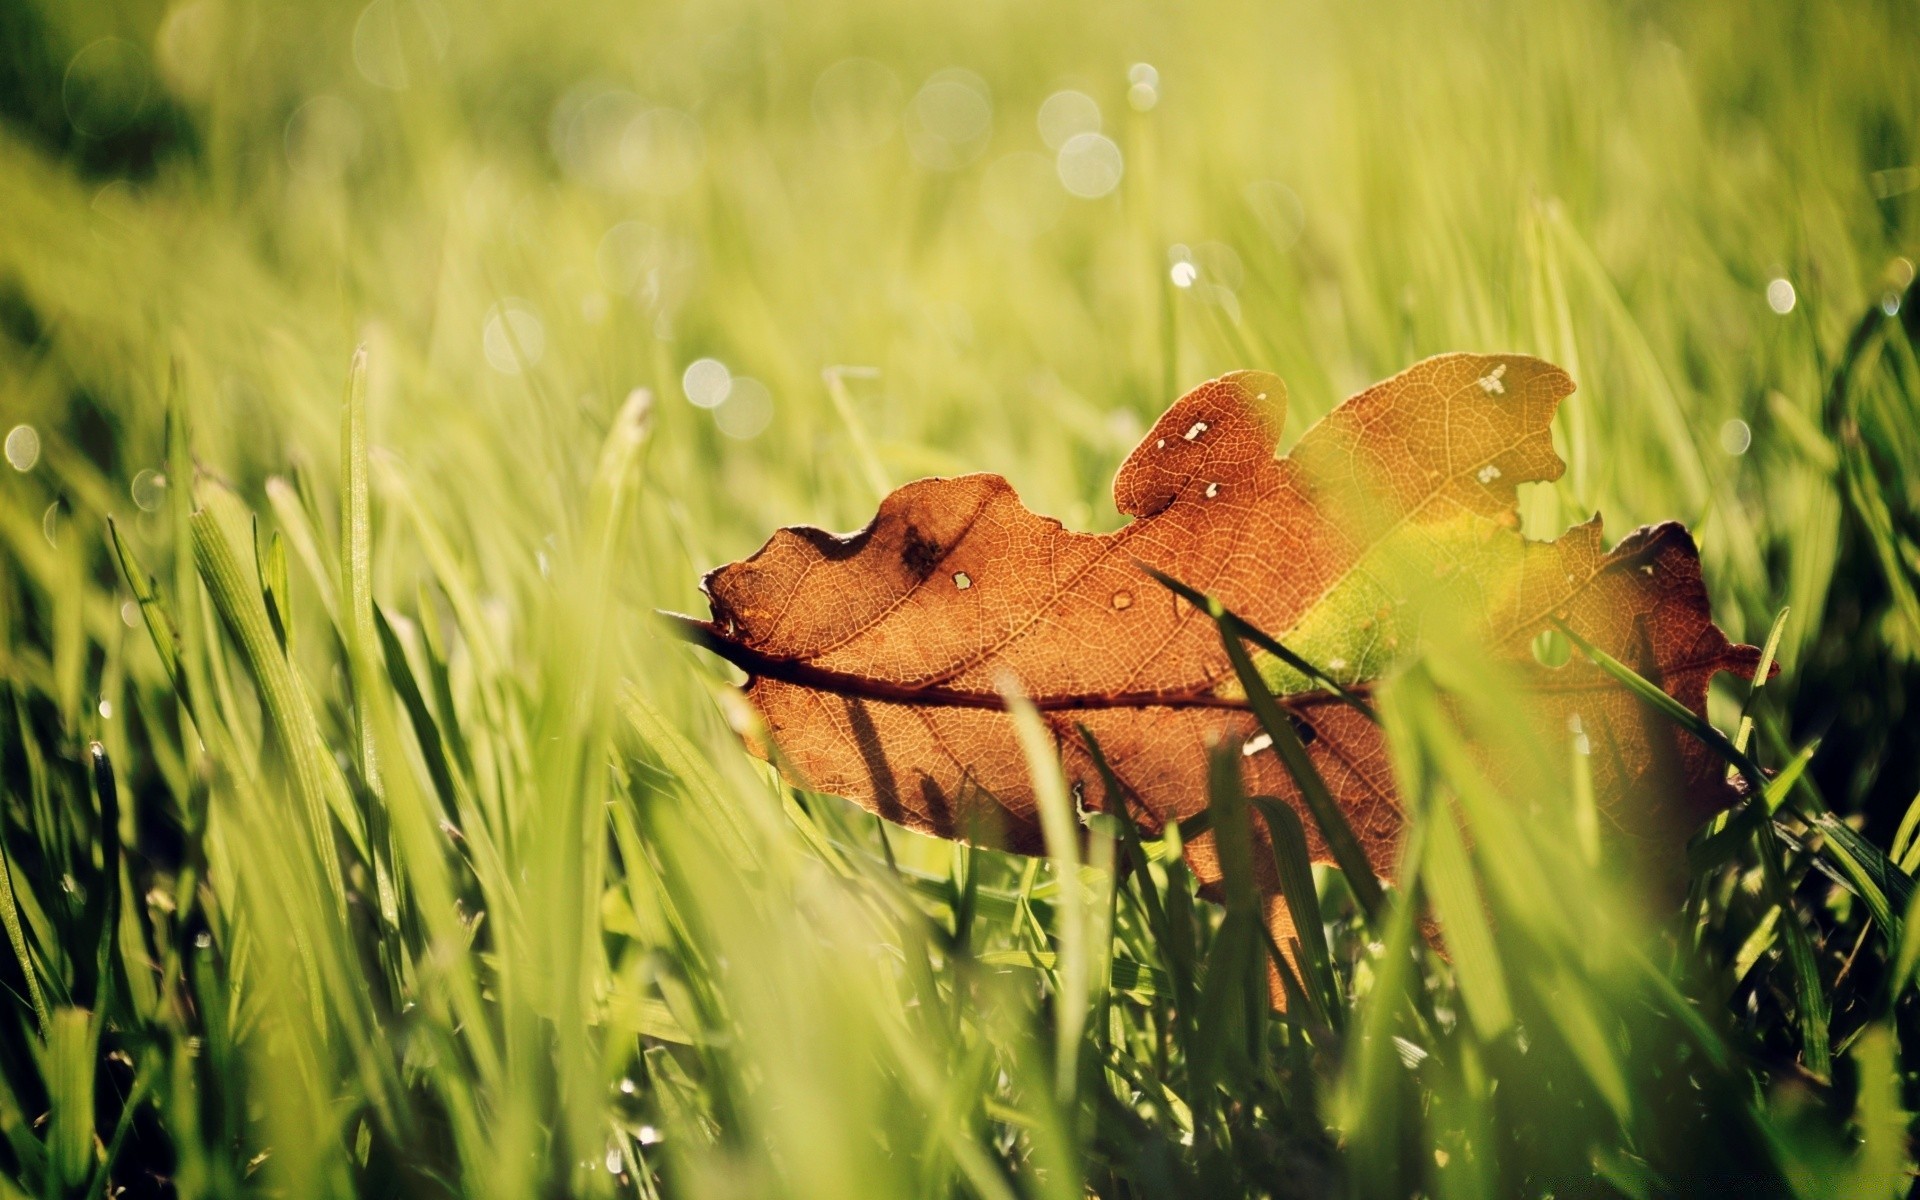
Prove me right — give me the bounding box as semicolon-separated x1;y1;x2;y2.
1558;619;1829;1071
1333;823;1426;1200
1200;747;1287;1066
1248;795;1340;1026
1001;686;1087;1106
1140;565;1376;721
1422;798;1513;1040
1552;618;1768;795
1217;626;1385;924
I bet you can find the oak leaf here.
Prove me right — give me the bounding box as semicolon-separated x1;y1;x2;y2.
677;354;1761;985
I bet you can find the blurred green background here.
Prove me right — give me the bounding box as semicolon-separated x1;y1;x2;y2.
2;0;1919;1196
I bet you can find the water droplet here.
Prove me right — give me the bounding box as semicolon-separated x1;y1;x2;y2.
1183;420;1208;441
1110;589;1132;609
120;600;140;627
637;1125;662;1145
4;425;39;471
131;468;167;511
194;930;213;950
1766;277;1796;314
98;698;113;719
953;571;972;590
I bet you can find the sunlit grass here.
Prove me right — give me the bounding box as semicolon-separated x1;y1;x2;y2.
2;0;1918;1195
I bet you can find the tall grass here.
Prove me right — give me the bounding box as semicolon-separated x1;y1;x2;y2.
2;0;1918;1194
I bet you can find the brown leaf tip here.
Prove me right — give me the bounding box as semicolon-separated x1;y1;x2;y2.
1115;370;1286;519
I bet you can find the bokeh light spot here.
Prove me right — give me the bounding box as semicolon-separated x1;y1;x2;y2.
5;425;40;472
1037;90;1100;150
683;358;732;408
1765;277;1796;314
907;69;993;170
714;376;773;439
1719;418;1752;456
1056;132;1122;198
1127;63;1160;111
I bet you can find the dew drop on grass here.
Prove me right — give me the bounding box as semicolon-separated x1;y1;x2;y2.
131;468;166;510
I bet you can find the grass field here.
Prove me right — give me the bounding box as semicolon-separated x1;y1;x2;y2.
2;0;1919;1195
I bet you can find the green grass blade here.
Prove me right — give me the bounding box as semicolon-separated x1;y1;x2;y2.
1139;565;1377;722
1247;795;1340;1027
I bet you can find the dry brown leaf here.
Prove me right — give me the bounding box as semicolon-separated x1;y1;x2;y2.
676;353;1761;985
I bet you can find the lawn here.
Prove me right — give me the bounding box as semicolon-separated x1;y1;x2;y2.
2;0;1919;1195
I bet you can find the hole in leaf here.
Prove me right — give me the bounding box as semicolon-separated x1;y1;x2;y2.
1531;628;1572;669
